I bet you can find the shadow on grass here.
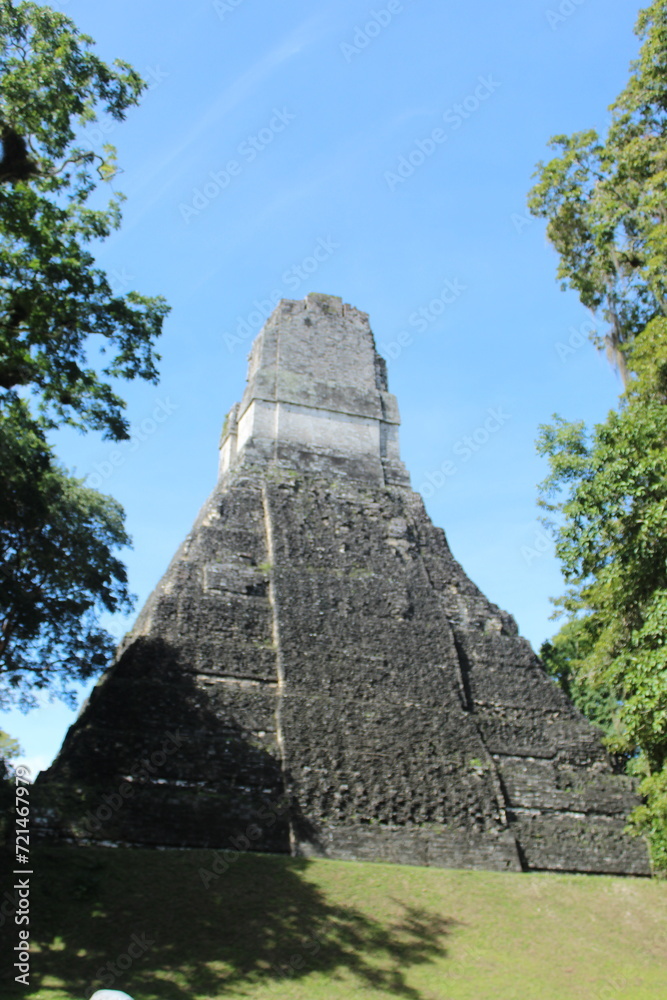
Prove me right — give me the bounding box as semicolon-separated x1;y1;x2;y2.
2;637;455;998
5;845;456;1000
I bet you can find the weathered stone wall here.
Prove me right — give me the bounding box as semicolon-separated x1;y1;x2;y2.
34;478;290;851
262;474;647;874
219;293;407;486
34;294;650;875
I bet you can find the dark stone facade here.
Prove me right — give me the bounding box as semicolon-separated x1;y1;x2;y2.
35;294;650;875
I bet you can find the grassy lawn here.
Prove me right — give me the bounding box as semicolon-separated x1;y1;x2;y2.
2;846;666;1000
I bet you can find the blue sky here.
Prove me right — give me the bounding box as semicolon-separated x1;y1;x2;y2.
5;0;642;774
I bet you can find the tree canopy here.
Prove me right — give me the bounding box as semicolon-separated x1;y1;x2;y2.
530;0;667;872
0;0;169;438
528;0;667;382
0;2;169;705
536;323;667;871
1;399;132;707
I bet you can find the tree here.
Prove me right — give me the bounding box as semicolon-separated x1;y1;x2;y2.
528;0;667;383
0;727;21;840
530;1;667;873
536;324;667;871
0;0;169;438
1;400;132;707
0;3;169;704
539;618;619;739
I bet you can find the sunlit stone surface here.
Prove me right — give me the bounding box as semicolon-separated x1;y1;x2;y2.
36;294;650;876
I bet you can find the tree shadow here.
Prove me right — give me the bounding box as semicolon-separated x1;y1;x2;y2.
2;845;456;999
31;636;298;852
4;635;456;997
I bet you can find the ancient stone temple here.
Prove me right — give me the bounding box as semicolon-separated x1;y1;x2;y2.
36;292;650;875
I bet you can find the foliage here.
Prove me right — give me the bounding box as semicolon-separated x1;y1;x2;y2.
539;619;619;738
0;729;21;838
0;734;18;842
628;767;667;872
536;323;667;871
531;1;667;872
0;727;20;760
528;0;667;382
0;725;21;789
0;3;167;704
0;0;169;439
0;400;132;707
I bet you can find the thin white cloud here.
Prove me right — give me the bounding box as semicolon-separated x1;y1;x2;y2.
167;11;331;161
387;107;443;129
124;9;335;221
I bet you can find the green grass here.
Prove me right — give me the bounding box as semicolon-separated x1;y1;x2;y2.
2;846;667;1000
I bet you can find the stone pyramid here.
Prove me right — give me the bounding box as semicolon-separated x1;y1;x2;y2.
36;293;649;875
